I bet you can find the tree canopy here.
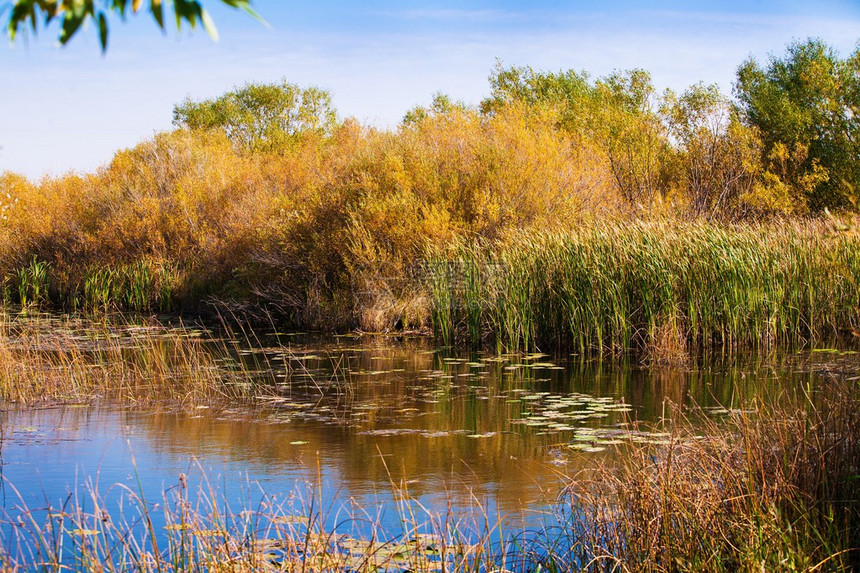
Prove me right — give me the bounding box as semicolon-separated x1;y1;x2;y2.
173;80;338;153
2;0;259;51
736;39;860;210
481;65;672;209
481;40;860;216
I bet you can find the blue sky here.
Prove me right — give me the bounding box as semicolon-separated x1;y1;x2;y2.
2;0;859;180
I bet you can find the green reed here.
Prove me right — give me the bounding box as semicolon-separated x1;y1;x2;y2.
83;267;118;312
122;260;153;312
80;260;175;314
426;256;455;345
16;257;50;308
428;221;860;354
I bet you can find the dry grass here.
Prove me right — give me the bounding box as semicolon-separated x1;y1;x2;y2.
0;458;535;572
0;312;258;405
556;378;860;572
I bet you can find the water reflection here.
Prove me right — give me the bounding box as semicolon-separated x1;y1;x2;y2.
0;319;854;550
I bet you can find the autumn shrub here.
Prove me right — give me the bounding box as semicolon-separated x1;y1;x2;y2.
0;130;276;311
229;102;618;330
335;103;616;330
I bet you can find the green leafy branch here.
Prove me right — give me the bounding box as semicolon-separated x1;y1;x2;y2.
2;0;261;51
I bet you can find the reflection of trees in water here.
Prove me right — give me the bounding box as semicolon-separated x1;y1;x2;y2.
3;339;830;517
127;344;821;511
128;406;566;511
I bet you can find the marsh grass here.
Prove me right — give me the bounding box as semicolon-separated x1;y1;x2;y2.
556;377;860;572
81;261;175;314
429;220;860;357
0;312;260;405
16;258;50;309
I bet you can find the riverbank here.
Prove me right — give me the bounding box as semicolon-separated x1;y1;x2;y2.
3;216;858;359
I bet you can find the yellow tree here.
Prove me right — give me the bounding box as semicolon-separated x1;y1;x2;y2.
663;83;762;218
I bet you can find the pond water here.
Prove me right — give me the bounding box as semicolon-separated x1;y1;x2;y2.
0;315;855;566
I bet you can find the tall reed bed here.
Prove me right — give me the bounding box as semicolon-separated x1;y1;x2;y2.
428;220;860;355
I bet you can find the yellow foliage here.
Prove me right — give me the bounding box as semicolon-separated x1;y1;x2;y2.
738;141;825;215
0;91;802;328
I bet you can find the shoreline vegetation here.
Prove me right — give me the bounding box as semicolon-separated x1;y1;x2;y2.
429;222;860;357
0;312;263;404
1;38;859;358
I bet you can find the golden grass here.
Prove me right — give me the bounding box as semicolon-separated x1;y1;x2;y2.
0;312;257;405
558;377;860;571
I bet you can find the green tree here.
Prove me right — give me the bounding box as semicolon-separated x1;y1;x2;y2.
172;80;338;153
736;38;860;210
481;62;592;131
663;83;759;218
592;69;669;208
402;92;469;125
2;0;259;51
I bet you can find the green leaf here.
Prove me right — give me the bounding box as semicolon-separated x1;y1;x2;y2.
97;11;108;51
59;13;85;45
173;0;197;30
5;0;264;49
221;0;266;26
199;6;217;40
8;3;33;39
150;0;164;29
111;0;129;18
